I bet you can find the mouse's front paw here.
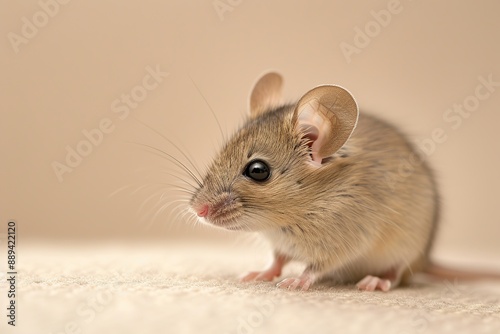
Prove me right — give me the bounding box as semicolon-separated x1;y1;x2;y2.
240;270;279;282
356;275;391;292
240;254;289;283
276;274;315;291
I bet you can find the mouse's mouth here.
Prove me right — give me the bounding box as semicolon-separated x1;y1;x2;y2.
192;206;245;231
198;216;244;231
192;194;244;230
204;209;244;230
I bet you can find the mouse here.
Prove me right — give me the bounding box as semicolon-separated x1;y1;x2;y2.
188;72;483;291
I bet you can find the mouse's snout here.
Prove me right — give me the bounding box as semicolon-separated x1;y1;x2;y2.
191;192;243;229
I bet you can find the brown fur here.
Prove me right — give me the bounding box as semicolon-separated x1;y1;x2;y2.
191;75;439;287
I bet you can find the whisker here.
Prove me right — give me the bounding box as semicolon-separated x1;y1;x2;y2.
170;204;192;231
188;74;225;143
145;195;190;224
108;183;140;198
138;190;168;215
131;116;204;181
127;166;198;191
158;171;198;191
127;142;203;187
109;183;160;198
148;199;187;230
149;196;189;217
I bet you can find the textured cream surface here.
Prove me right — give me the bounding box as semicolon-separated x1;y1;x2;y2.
1;241;500;334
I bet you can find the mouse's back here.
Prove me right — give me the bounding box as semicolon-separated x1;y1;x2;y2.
311;112;439;282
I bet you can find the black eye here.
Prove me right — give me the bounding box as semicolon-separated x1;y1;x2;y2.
244;160;270;182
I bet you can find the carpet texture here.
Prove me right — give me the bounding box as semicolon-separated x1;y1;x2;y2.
2;240;500;334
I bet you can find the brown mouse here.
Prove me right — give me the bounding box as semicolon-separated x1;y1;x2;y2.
188;72;475;291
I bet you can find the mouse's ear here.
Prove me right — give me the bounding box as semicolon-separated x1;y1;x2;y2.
249;72;284;118
294;85;359;164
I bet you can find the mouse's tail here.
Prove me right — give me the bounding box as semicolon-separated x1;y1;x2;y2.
423;262;500;281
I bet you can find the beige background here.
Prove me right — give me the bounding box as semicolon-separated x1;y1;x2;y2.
2;1;500;263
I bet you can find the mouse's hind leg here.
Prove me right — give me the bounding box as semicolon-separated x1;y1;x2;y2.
240;253;290;282
356;266;404;292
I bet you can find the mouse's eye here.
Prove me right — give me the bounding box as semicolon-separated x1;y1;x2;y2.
244;160;270;182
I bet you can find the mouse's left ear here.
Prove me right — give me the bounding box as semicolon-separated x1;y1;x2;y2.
249;72;284;118
293;85;359;164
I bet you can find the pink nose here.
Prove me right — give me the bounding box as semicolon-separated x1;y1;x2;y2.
197;204;209;217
